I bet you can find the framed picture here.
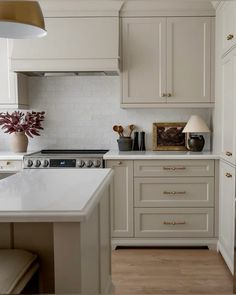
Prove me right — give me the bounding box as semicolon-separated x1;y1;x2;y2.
153;122;187;151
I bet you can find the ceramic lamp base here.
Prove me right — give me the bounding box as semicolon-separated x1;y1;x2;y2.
188;135;205;152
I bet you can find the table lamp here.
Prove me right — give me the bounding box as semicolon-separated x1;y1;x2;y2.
183;115;210;152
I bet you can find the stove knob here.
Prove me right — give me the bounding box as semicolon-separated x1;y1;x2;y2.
93;160;101;168
27;160;33;168
77;160;85;168
42;160;49;168
85;160;93;168
34;160;41;168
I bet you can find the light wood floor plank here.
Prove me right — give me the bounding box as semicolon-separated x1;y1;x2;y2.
112;248;233;294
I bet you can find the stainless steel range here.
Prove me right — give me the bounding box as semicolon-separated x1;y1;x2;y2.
24;150;109;169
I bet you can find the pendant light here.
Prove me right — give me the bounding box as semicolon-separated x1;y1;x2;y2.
0;1;47;39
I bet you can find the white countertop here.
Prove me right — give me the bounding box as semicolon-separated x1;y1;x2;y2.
0;151;36;160
104;150;219;160
0;168;113;222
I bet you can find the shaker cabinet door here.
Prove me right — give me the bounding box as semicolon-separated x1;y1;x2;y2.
166;17;212;103
221;51;236;164
122;18;167;104
219;160;235;274
0;39;28;109
106;160;134;238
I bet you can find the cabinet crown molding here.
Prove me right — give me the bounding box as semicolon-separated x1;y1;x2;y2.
121;0;216;17
39;0;124;17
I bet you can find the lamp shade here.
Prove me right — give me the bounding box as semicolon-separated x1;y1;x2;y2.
0;1;47;39
182;115;210;133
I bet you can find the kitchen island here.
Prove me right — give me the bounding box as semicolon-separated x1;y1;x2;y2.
0;168;113;294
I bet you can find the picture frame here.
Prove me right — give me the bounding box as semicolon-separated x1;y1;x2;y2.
153;122;187;151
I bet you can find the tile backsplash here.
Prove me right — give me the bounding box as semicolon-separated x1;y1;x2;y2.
0;76;211;151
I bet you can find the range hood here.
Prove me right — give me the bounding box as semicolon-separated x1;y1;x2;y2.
18;71;119;77
10;1;123;76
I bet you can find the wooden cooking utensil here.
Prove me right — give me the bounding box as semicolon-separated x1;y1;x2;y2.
113;125;119;134
128;124;135;137
118;125;124;137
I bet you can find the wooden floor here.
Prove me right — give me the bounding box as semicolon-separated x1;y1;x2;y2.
112;248;233;294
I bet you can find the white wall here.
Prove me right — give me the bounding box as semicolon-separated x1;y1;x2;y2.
0;76;212;151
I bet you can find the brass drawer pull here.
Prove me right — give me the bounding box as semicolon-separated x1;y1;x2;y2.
225;172;232;178
227;34;234;40
162;93;167;97
117;161;122;165
167;93;172;97
163;191;186;195
163;221;186;226
163;166;186;171
225;151;232;157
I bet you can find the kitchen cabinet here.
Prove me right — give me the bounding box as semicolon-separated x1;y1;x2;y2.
106;160;133;238
107;158;217;249
221;1;236;56
221;49;236;165
218;160;235;274
0;39;28;109
121;17;214;108
121;18;166;103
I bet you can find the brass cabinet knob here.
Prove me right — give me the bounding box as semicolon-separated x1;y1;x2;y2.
162;93;167;97
227;34;234;40
225;151;232;156
167;93;172;97
225;172;233;178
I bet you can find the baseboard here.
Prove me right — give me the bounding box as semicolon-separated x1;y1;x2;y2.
112;238;218;249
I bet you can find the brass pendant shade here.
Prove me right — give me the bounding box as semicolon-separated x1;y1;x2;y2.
0;1;47;39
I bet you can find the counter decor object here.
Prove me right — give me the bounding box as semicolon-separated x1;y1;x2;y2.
153;122;187;151
0;111;45;153
132;131;139;151
183;115;210;152
113;124;135;151
140;131;146;151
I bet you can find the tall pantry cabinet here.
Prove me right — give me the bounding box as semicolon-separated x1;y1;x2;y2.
215;1;236;274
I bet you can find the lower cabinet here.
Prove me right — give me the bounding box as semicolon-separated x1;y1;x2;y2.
218;160;235;274
106;160;134;237
135;208;214;238
107;159;217;248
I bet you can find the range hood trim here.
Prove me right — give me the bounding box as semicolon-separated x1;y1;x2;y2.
11;58;120;76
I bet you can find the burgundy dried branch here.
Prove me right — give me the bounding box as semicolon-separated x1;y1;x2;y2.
0;111;45;138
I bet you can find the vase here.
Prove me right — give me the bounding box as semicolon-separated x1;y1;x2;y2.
11;132;28;153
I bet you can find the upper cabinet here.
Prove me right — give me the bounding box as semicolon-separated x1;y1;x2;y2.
121;16;214;108
122;18;166;104
221;1;236;57
0;39;28;109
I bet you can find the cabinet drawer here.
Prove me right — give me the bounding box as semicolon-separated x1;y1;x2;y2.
135;208;214;238
134;177;214;208
0;160;22;172
134;160;214;177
